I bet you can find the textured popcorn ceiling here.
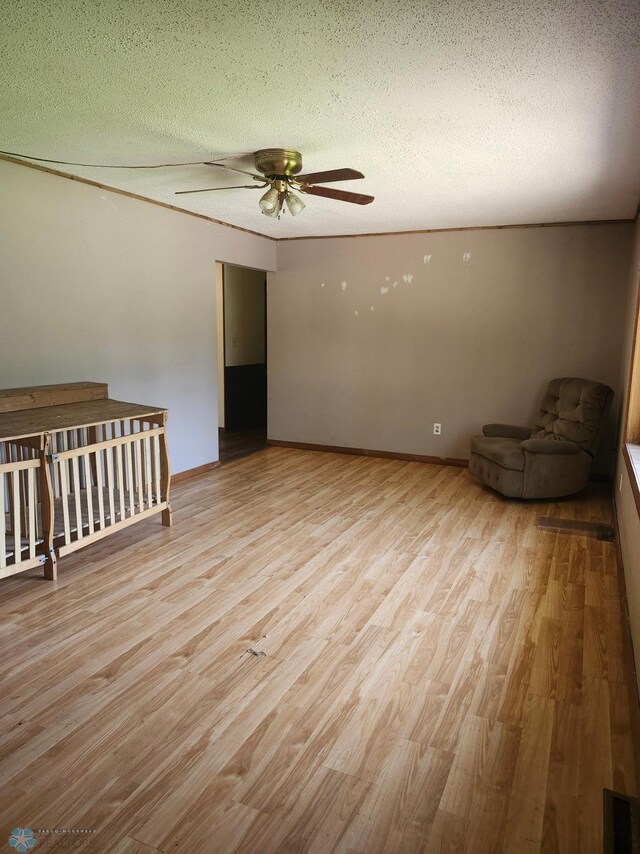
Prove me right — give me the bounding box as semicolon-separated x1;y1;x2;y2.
2;0;640;238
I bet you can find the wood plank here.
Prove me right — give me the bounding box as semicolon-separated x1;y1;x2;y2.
0;381;108;414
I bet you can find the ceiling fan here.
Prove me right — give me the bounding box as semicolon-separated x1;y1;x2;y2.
175;148;375;218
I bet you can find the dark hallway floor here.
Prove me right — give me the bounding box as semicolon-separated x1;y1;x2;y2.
218;427;267;464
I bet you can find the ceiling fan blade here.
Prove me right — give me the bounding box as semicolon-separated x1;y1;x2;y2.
297;168;364;184
301;185;374;205
204;161;265;181
175;184;263;195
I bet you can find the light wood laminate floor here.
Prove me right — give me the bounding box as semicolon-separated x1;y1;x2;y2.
0;448;638;853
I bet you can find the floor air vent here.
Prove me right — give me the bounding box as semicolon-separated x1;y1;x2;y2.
604;789;640;854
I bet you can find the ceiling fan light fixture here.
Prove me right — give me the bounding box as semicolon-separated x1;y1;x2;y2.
259;186;280;213
261;203;280;218
285;190;306;216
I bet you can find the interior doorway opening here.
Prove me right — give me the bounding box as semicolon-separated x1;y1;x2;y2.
215;261;267;464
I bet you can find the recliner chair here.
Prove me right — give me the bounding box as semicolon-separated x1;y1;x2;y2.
469;377;613;499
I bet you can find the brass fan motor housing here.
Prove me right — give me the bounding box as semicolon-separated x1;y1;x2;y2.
254;149;303;178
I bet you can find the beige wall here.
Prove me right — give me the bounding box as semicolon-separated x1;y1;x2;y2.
615;216;640;695
269;224;632;473
223;264;266;367
0;160;275;473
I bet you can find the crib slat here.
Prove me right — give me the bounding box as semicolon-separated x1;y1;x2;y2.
28;467;36;559
80;454;94;536
61;431;70;500
72;456;82;543
35;461;42;540
88;426;98;489
83;454;94;535
58;460;71;545
153;435;161;505
18;445;28;534
95;449;105;530
12;470;22;562
51;434;60;498
135;439;144;513
40;435;57;580
106;445;115;524
6;445;15;535
144;437;153;509
0;473;6;569
125;441;134;517
62;433;72;542
149;435;155;501
78;436;86;490
116;442;125;520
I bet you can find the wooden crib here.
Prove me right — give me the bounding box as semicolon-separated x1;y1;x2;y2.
0;382;172;581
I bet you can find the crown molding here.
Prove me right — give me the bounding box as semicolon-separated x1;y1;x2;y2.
278;218;635;241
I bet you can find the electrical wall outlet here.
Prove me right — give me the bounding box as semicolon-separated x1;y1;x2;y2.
433;423;441;435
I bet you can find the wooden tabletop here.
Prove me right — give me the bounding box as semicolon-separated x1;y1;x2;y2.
0;381;108;414
0;399;166;442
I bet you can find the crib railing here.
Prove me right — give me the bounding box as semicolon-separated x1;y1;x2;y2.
47;417;171;558
0;439;48;579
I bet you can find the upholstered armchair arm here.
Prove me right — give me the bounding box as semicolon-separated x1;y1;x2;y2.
483;423;531;440
520;439;580;455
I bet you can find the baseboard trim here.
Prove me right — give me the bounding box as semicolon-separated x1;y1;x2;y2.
266;439;468;468
172;461;221;484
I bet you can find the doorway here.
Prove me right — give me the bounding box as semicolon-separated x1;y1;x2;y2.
215;262;267;463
